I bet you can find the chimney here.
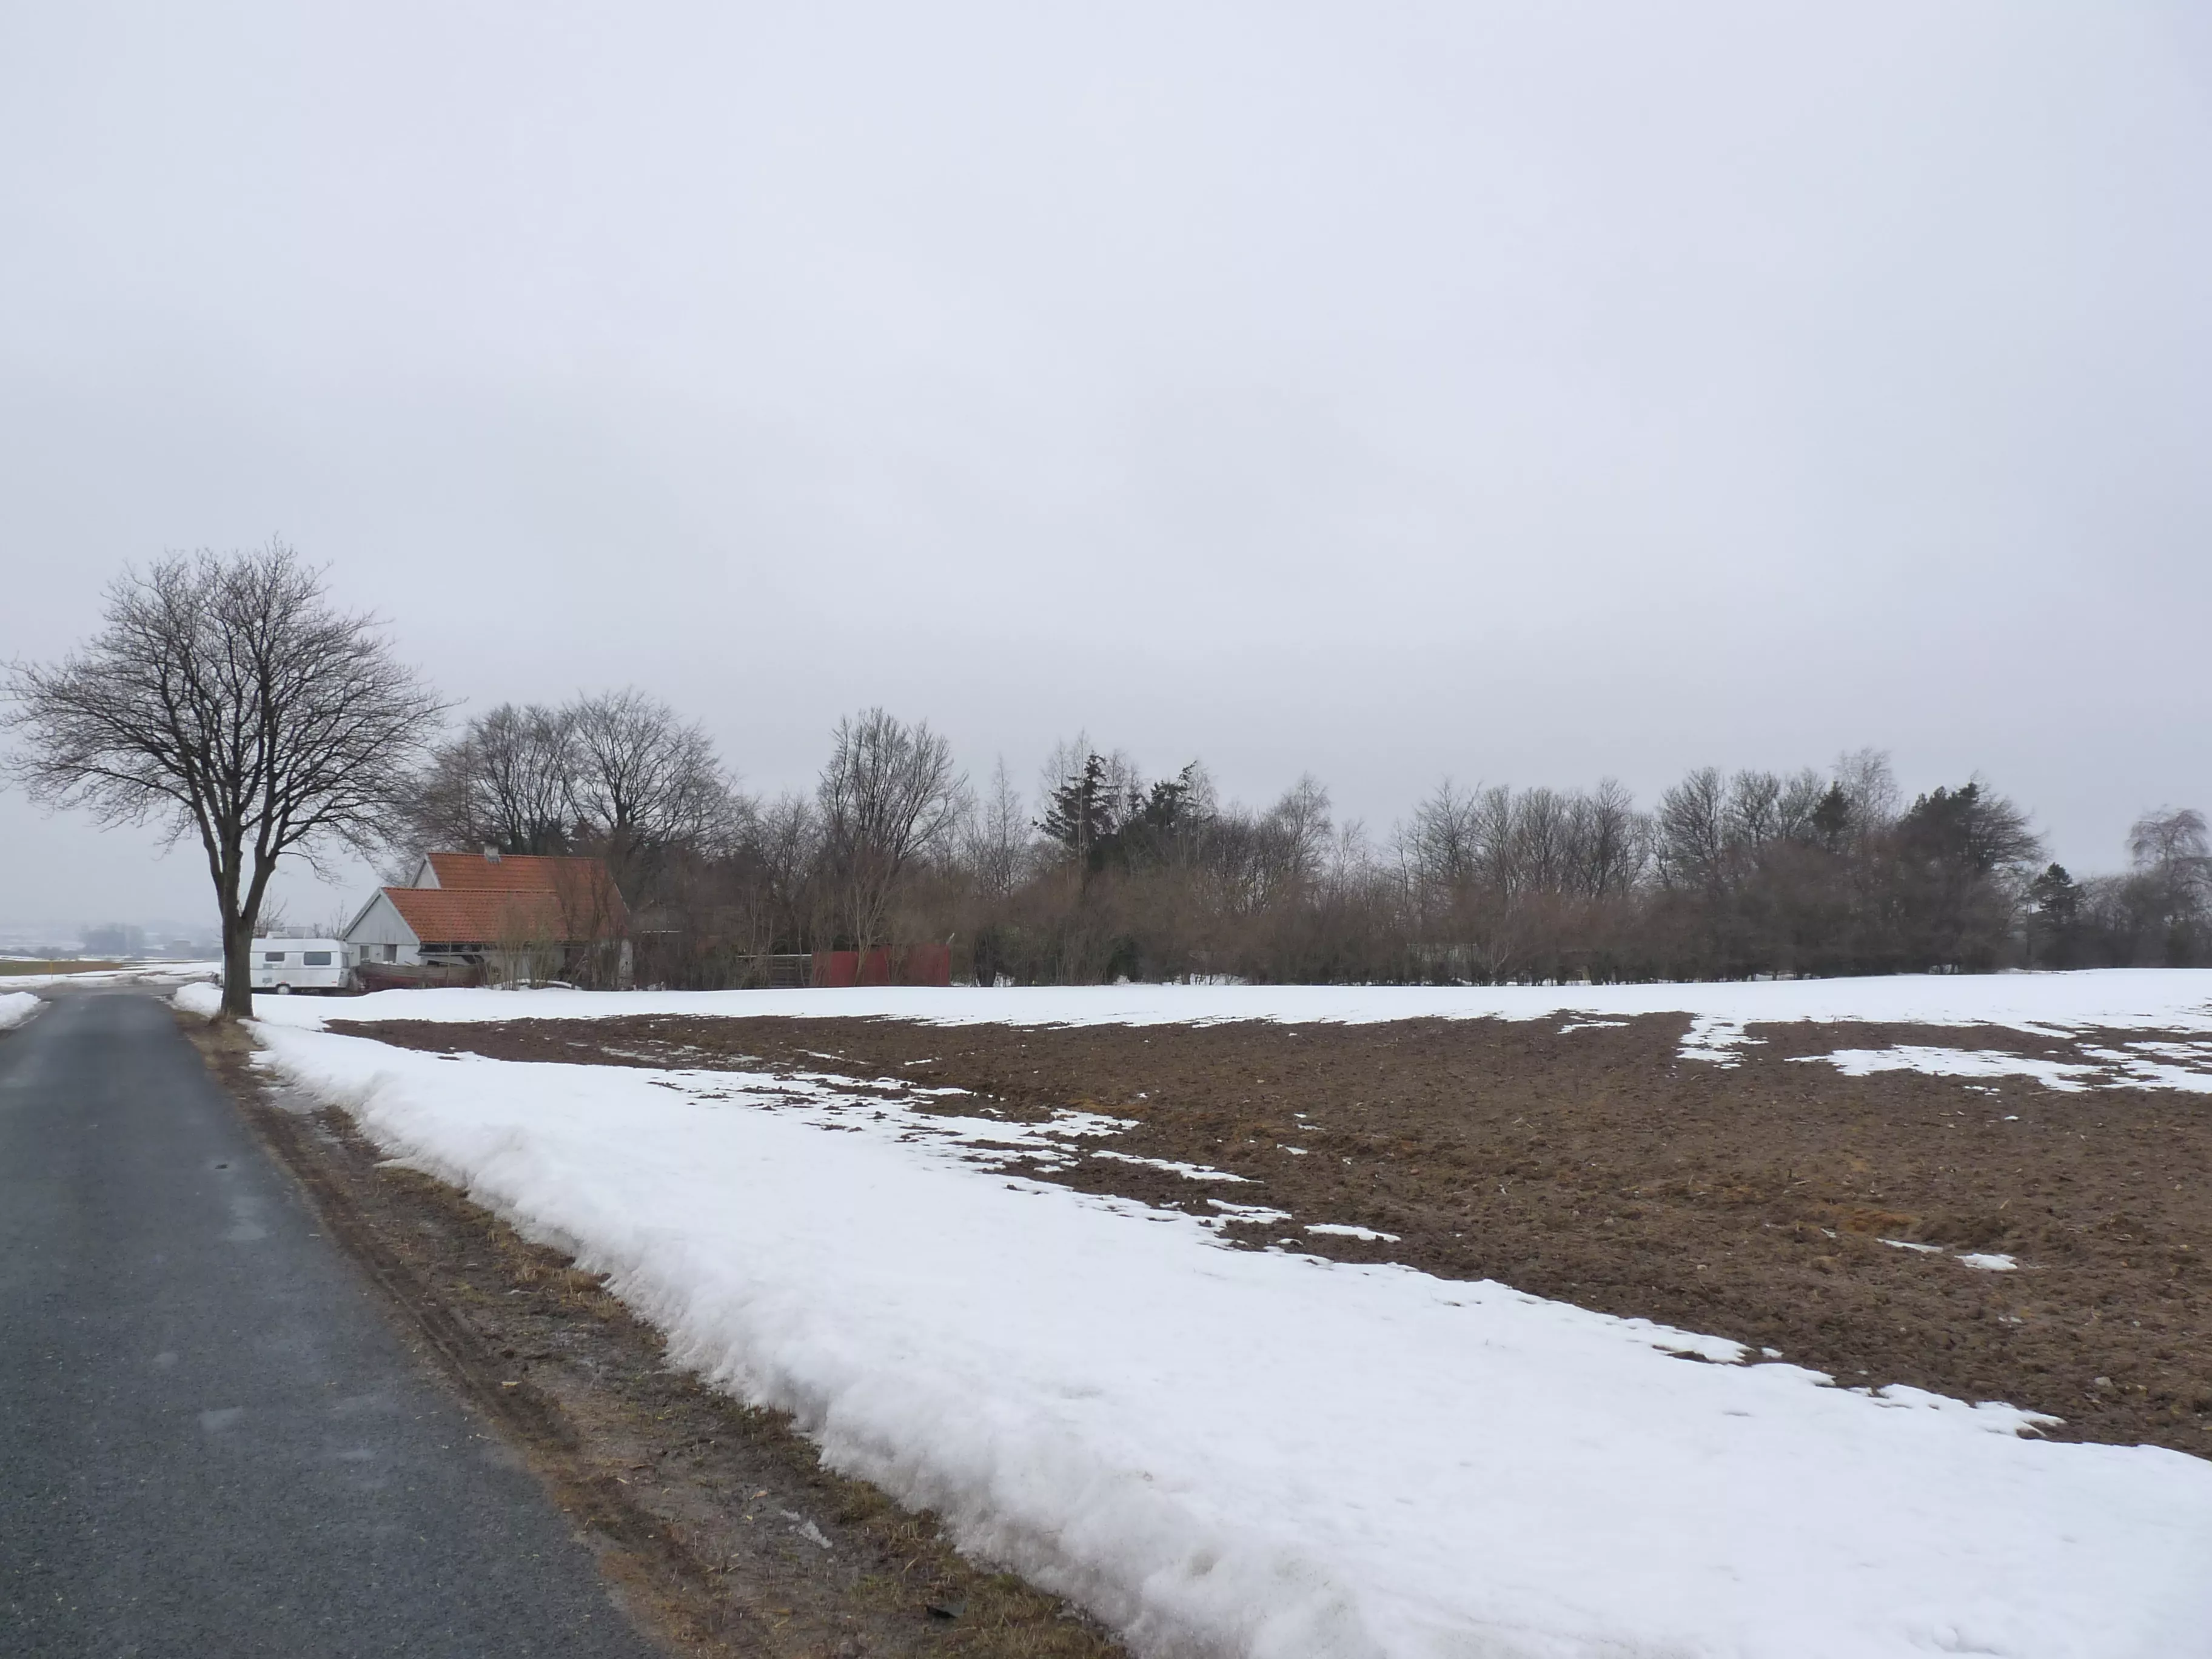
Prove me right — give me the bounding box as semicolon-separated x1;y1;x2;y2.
483;846;502;863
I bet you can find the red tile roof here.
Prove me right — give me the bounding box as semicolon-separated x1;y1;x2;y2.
390;852;628;945
382;886;624;947
426;852;623;903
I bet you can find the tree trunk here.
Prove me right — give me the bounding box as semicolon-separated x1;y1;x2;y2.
221;911;255;1019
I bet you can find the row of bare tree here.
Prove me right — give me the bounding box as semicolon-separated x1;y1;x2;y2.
2023;811;2212;972
406;691;2208;985
399;689;733;901
9;547;2199;1013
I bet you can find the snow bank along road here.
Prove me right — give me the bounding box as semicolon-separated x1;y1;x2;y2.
195;971;2212;1659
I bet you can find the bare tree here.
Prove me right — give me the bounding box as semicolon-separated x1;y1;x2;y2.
1577;777;1647;899
964;757;1033;899
4;545;445;1017
399;732;492;855
1467;784;1518;894
1212;776;1332;916
399;689;734;903
476;703;579;853
2126;806;2211;947
1775;768;1829;841
1724;770;1785;850
1265;774;1333;886
1657;767;1728;891
1402;780;1480;891
817;708;966;959
732;791;828;951
1512;786;1574;894
403;702;576;856
1832;748;1900;839
569;688;734;896
2128;806;2211;879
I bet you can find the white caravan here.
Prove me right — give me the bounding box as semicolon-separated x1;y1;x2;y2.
250;939;353;994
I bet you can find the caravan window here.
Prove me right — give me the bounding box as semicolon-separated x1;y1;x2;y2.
303;951;332;967
263;952;286;964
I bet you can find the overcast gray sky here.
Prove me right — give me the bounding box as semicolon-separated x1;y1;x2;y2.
3;1;2208;935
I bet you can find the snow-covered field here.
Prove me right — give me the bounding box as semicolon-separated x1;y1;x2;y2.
226;967;2212;1045
183;972;2212;1659
0;990;42;1030
1;960;218;991
221;967;2212;1096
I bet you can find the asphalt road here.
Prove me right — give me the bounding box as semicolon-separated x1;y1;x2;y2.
0;990;662;1658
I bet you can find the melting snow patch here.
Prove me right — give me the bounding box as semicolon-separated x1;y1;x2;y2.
2077;1044;2212;1094
1679;1014;1756;1065
1204;1200;1293;1230
1040;1110;1136;1139
1090;1148;1253;1182
1795;1047;2102;1092
1304;1222;1402;1243
1882;1239;2028;1273
0;991;44;1031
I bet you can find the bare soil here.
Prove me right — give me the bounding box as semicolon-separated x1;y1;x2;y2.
187;1016;1125;1659
334;1009;2212;1460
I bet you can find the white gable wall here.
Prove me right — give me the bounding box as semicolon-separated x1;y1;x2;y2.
343;891;423;965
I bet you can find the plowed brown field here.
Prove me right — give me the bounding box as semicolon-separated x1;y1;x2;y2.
334;1011;2212;1459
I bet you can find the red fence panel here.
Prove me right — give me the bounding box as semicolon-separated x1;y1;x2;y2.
809;945;951;988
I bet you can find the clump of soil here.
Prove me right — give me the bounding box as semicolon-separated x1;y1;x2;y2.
338;1011;2212;1459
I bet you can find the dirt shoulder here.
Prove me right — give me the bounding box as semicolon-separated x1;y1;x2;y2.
186;1014;1125;1659
333;1010;2212;1460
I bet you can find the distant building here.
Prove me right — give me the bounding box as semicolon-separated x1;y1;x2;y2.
343;851;630;985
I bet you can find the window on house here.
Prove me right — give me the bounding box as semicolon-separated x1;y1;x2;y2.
383;944;398;962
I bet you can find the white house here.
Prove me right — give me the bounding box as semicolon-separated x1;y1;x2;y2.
343;851;629;981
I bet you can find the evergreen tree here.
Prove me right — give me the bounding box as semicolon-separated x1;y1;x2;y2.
1039;751;1117;871
1892;782;2042;968
1119;763;1206;868
1809;781;1853;850
2025;862;2082;967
